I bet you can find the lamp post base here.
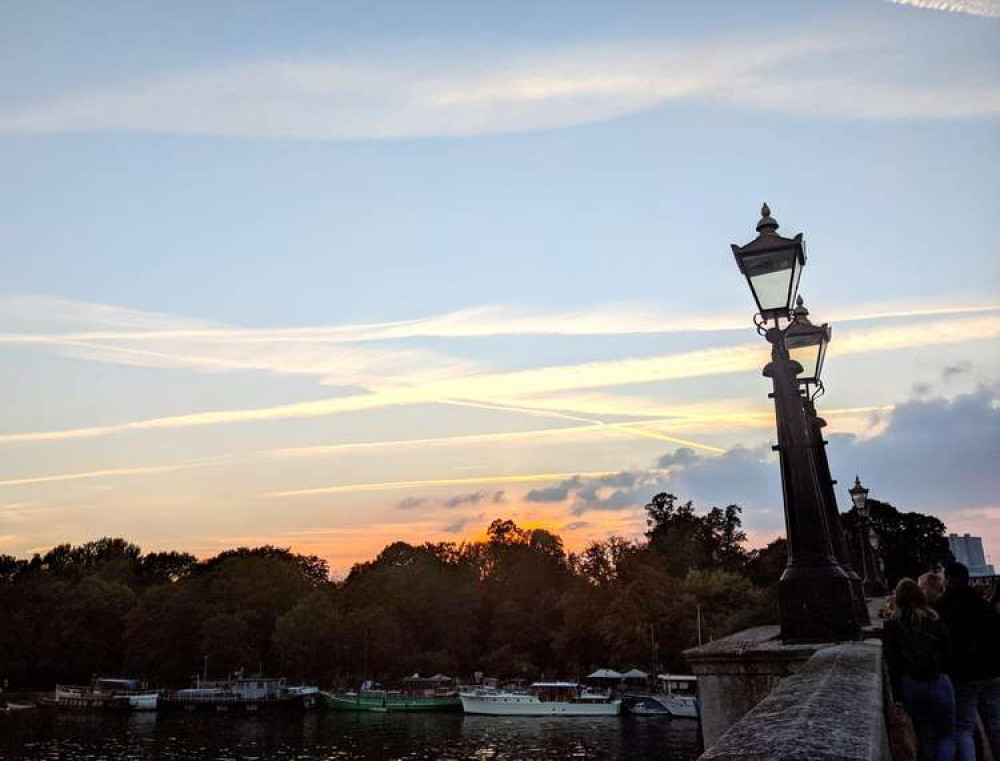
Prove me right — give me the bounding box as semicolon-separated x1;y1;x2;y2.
779;565;861;643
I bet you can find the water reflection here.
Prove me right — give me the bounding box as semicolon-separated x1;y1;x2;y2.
1;710;701;760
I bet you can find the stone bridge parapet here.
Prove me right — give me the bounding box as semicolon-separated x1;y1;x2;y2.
690;637;886;761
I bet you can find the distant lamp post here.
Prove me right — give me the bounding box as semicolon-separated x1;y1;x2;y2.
848;474;869;514
850;476;886;596
732;204;858;643
731;203;806;321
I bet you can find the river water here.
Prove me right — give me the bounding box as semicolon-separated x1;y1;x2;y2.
1;711;701;760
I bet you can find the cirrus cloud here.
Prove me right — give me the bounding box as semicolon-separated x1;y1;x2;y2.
1;22;997;142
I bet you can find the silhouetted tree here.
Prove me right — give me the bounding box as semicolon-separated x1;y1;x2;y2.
9;496;949;688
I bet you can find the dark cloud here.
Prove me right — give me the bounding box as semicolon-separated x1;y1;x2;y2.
912;382;933;398
595;472;639;488
657;447;701;468
442;490;505;509
942;361;972;381
525;469;667;515
562;520;594;531
397;497;426;510
509;386;998;546
526;483;574;503
525;472;641;506
668;446;781;516
570;486;653;516
828;385;1000;516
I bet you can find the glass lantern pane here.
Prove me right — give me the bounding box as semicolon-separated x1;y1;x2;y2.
788;343;820;381
748;270;795;311
787;257;803;314
815;340;828;382
744;250;796;313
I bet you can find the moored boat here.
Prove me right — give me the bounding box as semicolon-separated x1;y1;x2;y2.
322;677;461;712
459;682;620;716
322;690;461;712
2;701;36;713
40;678;158;712
163;673;318;712
624;674;698;718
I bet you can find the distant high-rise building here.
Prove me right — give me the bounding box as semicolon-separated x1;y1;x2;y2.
948;533;995;576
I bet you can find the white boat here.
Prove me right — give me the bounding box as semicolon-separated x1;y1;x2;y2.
625;674;698;718
43;678;158;711
2;701;35;712
460;682;620;716
165;673;319;711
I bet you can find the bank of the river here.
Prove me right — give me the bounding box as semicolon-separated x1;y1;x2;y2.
1;708;700;760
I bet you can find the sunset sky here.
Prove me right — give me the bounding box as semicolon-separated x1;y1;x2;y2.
2;0;998;573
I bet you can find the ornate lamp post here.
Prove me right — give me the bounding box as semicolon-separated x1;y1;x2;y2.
789;298;869;624
783;297;830;387
849;476;886;597
732;205;859;643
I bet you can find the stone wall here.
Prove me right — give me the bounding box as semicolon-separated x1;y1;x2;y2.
684;626;821;749
696;640;887;761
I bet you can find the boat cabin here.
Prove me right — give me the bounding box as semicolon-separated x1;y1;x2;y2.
526;682;613;704
232;676;287;700
656;673;698;697
401;673;454;697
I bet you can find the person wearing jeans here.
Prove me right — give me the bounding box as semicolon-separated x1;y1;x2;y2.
952;678;1000;760
937;562;1000;761
885;578;957;761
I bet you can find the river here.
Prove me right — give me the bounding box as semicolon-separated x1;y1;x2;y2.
1;710;701;760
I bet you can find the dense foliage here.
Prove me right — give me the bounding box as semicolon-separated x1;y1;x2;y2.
0;493;947;688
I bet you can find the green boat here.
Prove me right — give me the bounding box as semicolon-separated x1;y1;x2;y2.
321;690;461;712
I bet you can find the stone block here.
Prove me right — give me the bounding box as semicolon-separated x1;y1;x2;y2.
699;640;886;761
685;626;820;749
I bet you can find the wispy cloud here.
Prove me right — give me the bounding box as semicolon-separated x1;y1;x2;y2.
0;391;411;444
0;23;996;141
4;296;998;344
2;304;996;445
888;0;1000;18
0;457;230;489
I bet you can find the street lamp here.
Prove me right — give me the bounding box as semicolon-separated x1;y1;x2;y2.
849;476;885;597
731;204;806;322
848;475;869;514
790;306;869;624
732;204;858;643
784;297;831;390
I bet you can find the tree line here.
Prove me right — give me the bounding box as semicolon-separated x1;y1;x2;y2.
0;493;950;688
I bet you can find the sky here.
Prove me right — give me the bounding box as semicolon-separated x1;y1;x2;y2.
1;0;998;574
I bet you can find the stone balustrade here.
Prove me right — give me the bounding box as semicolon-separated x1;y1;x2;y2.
689;637;886;761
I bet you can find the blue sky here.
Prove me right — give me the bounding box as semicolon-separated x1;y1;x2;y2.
1;0;998;570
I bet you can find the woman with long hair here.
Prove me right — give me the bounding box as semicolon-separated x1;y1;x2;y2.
884;578;957;761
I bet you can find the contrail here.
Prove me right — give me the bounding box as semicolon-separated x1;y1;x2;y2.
0;456;231;489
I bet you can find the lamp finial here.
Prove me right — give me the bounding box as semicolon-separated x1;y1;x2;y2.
756;203;779;234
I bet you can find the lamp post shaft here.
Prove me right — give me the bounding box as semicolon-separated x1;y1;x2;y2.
858;512;887;597
764;328;859;642
802;398;870;626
